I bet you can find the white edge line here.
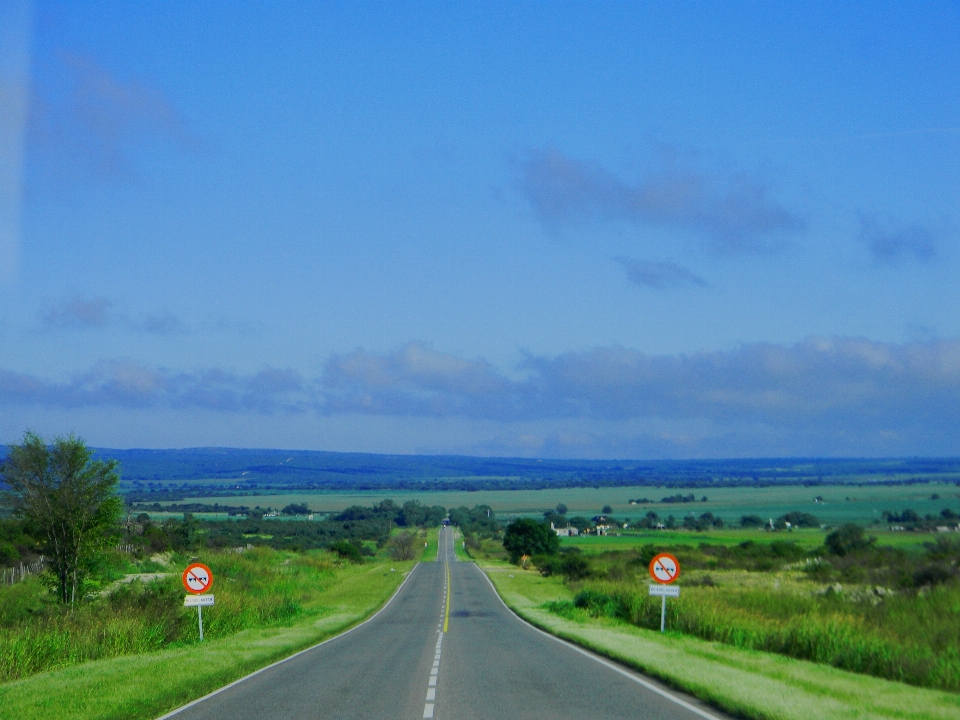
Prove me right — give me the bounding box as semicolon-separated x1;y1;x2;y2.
155;563;422;719
473;565;725;720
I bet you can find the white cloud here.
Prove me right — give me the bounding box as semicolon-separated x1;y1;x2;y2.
520;147;805;254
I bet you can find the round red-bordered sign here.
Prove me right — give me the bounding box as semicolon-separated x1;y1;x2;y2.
649;553;680;584
182;563;214;594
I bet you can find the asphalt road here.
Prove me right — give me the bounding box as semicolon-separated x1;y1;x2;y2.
163;528;727;720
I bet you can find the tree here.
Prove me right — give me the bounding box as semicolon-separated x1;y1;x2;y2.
0;432;123;604
825;524;875;556
502;518;559;563
555;503;568;515
387;530;418;560
602;505;613;514
281;503;310;516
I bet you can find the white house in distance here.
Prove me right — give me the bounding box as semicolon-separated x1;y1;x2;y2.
550;523;579;537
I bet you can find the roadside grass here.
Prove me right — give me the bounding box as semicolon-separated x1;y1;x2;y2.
422;526;440;561
453;530;472;562
480;561;960;720
0;547;337;682
563;580;960;691
0;553;416;720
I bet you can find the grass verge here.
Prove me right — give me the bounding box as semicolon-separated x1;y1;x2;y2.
0;559;415;720
422;526;440;561
453;531;472;562
479;561;960;720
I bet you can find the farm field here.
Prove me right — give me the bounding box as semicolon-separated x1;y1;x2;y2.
172;481;960;534
561;528;937;552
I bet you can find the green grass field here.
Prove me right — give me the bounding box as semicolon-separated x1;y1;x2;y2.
480;561;960;720
179;481;960;526
560;527;936;552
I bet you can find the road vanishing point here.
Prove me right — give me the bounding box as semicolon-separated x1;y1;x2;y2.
161;528;729;720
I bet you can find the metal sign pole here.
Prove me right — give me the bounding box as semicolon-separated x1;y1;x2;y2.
660;595;666;632
198;605;204;641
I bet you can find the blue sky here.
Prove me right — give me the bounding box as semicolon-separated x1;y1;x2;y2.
1;1;959;458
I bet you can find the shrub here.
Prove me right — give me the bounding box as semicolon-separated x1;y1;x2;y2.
536;550;590;580
329;540;363;563
387;531;417;561
826;524;876;556
912;563;954;588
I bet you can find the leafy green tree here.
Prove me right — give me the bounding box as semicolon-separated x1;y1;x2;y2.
502;518;559;563
776;511;819;529
0;432;123;604
281;503;310;516
825;524;875;556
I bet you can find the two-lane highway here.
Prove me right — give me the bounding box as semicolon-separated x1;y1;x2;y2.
163;527;727;719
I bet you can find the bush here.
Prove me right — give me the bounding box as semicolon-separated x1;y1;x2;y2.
387;531;417;561
536;550;591;580
912;563;954;588
329;540;363;563
826;524;875;556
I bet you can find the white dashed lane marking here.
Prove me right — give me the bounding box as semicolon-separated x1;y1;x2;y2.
423;529;451;718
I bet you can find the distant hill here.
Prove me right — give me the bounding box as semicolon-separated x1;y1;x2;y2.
75;448;960;501
3;446;957;502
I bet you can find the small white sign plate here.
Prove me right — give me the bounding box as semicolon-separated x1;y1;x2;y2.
649;585;680;597
184;594;215;607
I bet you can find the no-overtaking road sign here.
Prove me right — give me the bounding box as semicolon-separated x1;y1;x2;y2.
182;562;214;594
648;553;680;584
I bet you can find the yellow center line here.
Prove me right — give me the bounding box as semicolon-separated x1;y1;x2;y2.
443;560;451;632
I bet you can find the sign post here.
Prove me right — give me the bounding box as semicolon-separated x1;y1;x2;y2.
648;553;680;633
182;563;214;641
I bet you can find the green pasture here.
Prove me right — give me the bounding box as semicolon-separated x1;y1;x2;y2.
561;527;937;552
179;481;960;530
